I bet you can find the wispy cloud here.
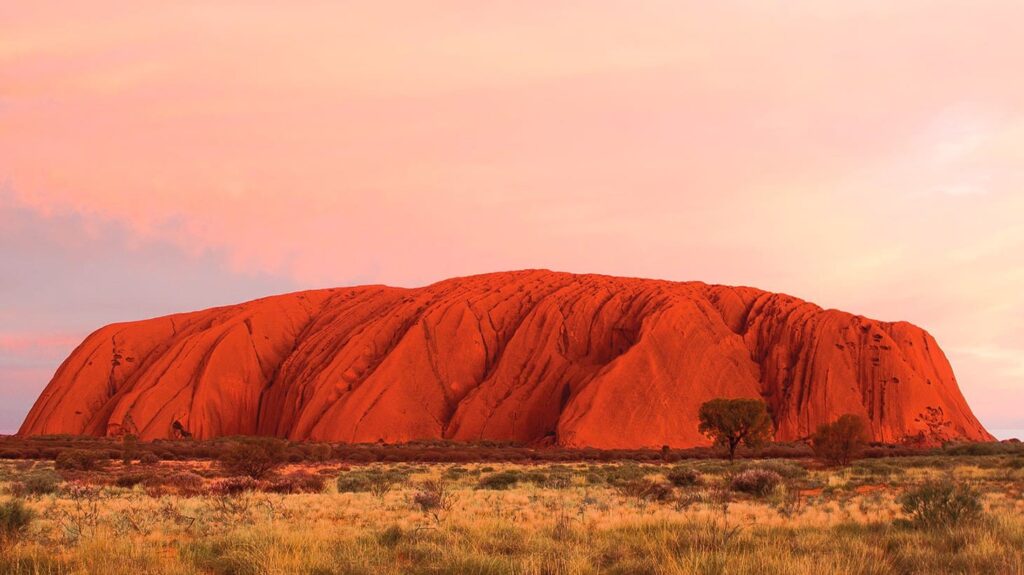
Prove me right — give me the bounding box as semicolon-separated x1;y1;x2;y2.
0;1;1021;432
951;347;1024;380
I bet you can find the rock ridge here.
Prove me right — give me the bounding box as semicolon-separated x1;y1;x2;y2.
19;270;993;447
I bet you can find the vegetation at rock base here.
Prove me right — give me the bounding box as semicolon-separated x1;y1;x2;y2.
813;414;873;466
698;398;775;460
218;437;288;479
0;421;1020;574
0;436;1021;574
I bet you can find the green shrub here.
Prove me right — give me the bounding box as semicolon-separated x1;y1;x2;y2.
476;470;523;490
537;471;574;489
690;461;731;475
442;466;471;480
730;469;783;496
898;456;954;470
218;438;288;479
264;472;325;494
0;499;34;546
595;463;652;487
520;470;548;484
851;460;906;479
899;481;983;529
304;443;332;462
666;467;701;487
335;474;372;493
11;471;61;497
738;459;807;479
113;472;152;488
943;442;1016;457
335;469;406;494
210;477;260;496
812;414;871;466
161;471;206;497
54;449;106;471
614;479;674;503
377;524;404;548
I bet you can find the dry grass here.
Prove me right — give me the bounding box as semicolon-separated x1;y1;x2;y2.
0;456;1022;574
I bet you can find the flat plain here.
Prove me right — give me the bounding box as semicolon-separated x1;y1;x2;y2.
0;439;1022;575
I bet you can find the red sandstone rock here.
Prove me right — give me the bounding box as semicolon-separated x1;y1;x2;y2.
19;270;994;447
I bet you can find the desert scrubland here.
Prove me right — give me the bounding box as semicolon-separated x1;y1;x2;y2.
1;439;1022;575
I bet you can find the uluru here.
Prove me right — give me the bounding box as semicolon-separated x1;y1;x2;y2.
19;270;993;448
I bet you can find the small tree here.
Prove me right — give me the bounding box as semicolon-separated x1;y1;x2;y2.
219;437;287;479
811;414;871;466
698;398;773;461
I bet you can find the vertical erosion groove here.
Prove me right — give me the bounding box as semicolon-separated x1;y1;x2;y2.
18;271;995;446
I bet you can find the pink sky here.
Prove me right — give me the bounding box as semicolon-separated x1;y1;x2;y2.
1;1;1022;437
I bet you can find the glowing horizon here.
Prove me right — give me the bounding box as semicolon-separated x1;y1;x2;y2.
1;2;1021;437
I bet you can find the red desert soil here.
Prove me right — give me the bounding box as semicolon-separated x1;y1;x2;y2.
19;270;993;448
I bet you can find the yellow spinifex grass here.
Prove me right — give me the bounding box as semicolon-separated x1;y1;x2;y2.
0;457;1022;574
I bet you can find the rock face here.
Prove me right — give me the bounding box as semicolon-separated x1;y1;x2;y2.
20;270;993;447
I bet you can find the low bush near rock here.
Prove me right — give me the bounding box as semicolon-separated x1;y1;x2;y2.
114;472;153;488
812;414;871;466
55;449;107;471
336;469;407;495
210;477;260;496
476;470;523;490
737;459;807;479
589;463;653;487
219;438;288;479
899;480;983;529
615;479;675;503
264;472;325;494
666;467;701;487
165;471;206;496
730;468;783;496
335;474;372;493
